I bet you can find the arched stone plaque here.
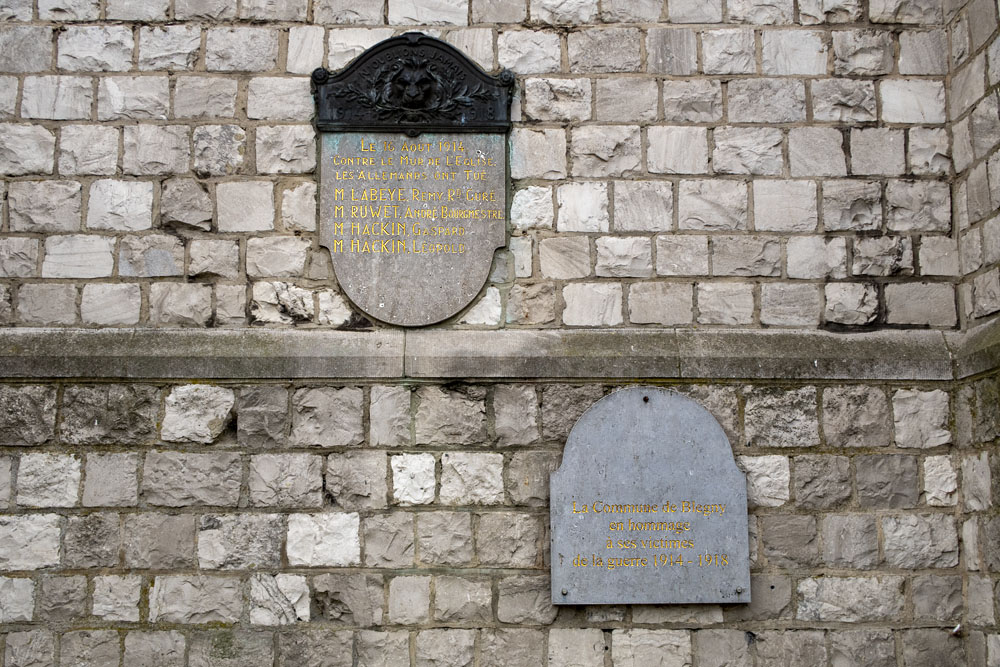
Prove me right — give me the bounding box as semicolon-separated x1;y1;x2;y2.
313;34;513;326
550;387;751;605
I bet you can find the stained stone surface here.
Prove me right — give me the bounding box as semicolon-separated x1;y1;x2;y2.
551;388;750;604
319;133;505;326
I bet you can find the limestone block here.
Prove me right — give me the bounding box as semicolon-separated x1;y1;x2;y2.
856;454;918;508
444;30;495;68
107;0;168;19
920;237;958;276
0;124;55;175
511;186;553;231
9;180;81;232
493;384;539;447
58;26;133;71
189;631;275;667
160;180;212;232
0;286;11;326
533;0;596;23
388;454;435;507
143;451;241;506
251;281;313;324
614;181;672;232
712;127;783;176
124;514;196;568
0;0;32;20
549;628;604;667
507;283;557;324
752;180;816;232
822;180;881;231
0;514;61;570
612;629;691;667
472;0;526;21
246;237;310;279
62;384;158;445
794;455;850;509
882;514;958;567
249;574;309;625
696;283;753;325
678;180;747;231
0;26;52;73
692;630;752;666
124;125;189;175
60;631;119;667
21;76;92;120
81;283;139;326
39;0;99;20
369;385;410;447
149;576;242;623
963;452;992;511
655;236;708;276
314;0;382;21
789;127;846;176
18;284;77;325
362;513;414;568
822;386;890;447
241;0;307;19
416;512;473;565
907;128;949;176
327;451;387;510
92;575;141;621
812;79;876;122
287;513;360;566
278;631;352;667
433;576;491;623
281;182;317;231
247;78;312;121
571;125;640;177
198;513;283;570
510;128;566;180
175;0;234;18
59;125;118;176
887;180;950;232
729;79;806;123
670;0;721;21
797;576;903;621
728;0;792;21
288;26;324;74
497;575;557;624
87;180;154;231
712;236;779;277
899;29;948;75
746;387;819;448
414;629;476;667
563;282;623;326
291;387;363;447
388;0;468;24
881;80;946;124
386;575;430;624
218;181;274;231
193;124;246;176
892;388;951;448
820;514;878;568
206;27;279;71
415;385;486;445
0;386;54;448
0;577;35;622
188;240;238;279
174;77;238;119
256;125;316;174
524;78;589;122
833;30;893;75
478;512;541;567
628;282;693;325
648;126;708;174
119;235;184;278
248;454;321;508
312;573;383;627
440;452;504;505
886;283;956;326
703;29;755;74
761;514;820;567
568;28;641;72
82;452;138;507
506;451;559;506
646;28;696;76
762;29;827;74
498;30;560;73
799;0;862;23
870;0;942;22
911;575;962;623
759;283;820;326
595;237;652;277
852;236;913;277
140;25;200;70
150;283;212;326
39;576;87;624
98;76;170;120
923;455;957;506
557;182;608;232
850;128;905;176
161;385;235;445
662;80;722;122
124;632;186;667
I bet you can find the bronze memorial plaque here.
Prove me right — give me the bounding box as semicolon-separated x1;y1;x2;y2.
313;33;514;326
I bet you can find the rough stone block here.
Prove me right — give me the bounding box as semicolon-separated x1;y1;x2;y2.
822;386;891;447
567;28;641;73
388;0;469;24
821;514;878;568
0;514;61;570
249;454;322;508
893;389;951;448
287;513;360;566
713;127;783;176
21;76;92;120
58;26;132;71
571;125;641;177
0;124;55;175
98;76;169;120
17;453;80;508
679;180;747;231
855;454;918;508
193;124;246;176
696;283;753;325
198;513;283;569
477;512;541;567
833;30;893;75
739;455;789;507
124;125;190;175
549;628;604;667
506;451;559;506
440;452;504;505
729;79;806;123
524;77;590;122
647;126;708;175
149;283;212;327
797;576;903;621
16;284;75;325
794;455;850;509
87;179;154;231
663;80;722;122
703;29;755;74
882;514;958;568
812;79;876;122
628;282;693;326
92;574;140;622
124;514;193;569
789;127;846;176
655;236;708;276
174;77;238;119
363;513;414;568
143;451;241;507
745;387;819;448
188;631;274;667
923;455;957;506
712;236;780;277
327;451;387;510
206;27;279;71
124;631;186;667
881;80;946;124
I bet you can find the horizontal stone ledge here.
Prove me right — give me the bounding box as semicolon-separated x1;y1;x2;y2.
0;325;989;381
0;328;405;379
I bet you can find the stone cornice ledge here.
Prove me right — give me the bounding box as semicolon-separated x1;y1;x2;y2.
0;324;994;381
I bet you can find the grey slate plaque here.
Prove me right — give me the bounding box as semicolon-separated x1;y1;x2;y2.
550;387;751;605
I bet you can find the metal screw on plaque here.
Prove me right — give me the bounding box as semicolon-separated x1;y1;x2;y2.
643;396;649;402
736;587;744;594
561;589;568;596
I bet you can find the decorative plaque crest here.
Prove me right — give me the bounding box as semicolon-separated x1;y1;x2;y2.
313;34;514;326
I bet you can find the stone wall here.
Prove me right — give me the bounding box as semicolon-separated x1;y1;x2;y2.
0;373;996;666
0;0;989;331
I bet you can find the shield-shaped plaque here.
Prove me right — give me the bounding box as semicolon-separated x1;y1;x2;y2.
313;34;514;326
